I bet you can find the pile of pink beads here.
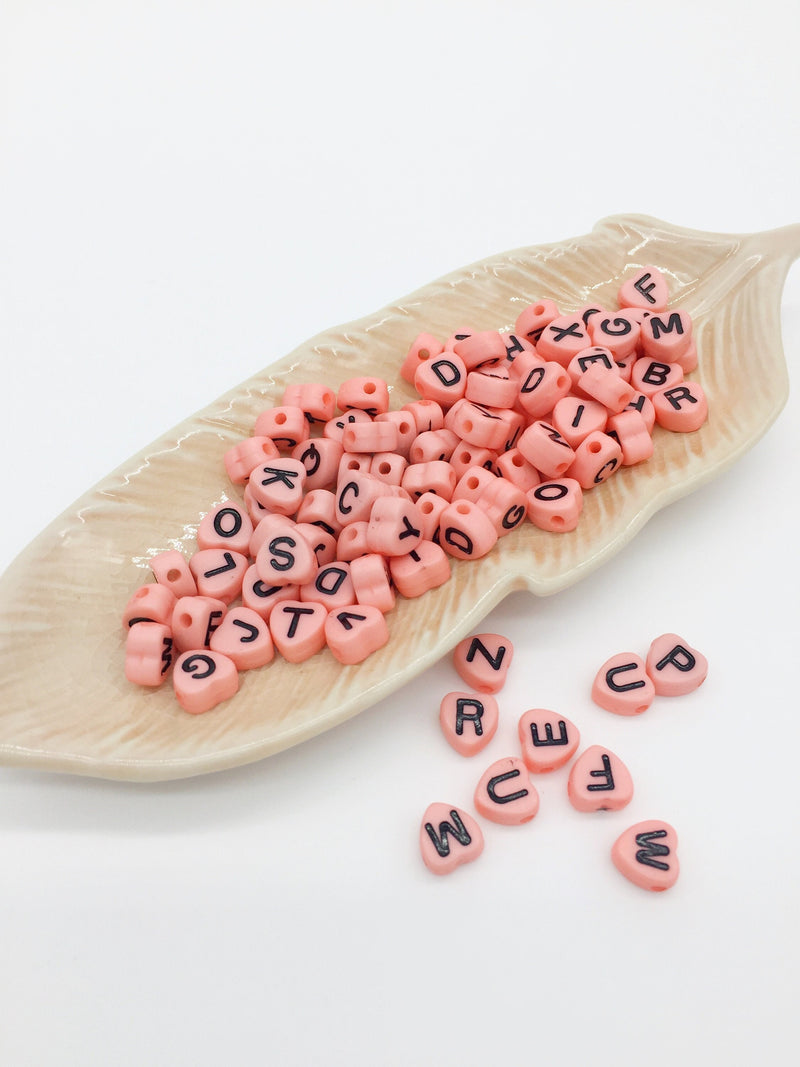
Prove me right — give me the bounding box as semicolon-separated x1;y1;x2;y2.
122;265;708;715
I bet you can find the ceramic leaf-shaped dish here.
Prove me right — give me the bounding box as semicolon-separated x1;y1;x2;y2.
1;214;797;781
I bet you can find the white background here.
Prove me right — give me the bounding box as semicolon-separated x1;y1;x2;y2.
2;2;799;1064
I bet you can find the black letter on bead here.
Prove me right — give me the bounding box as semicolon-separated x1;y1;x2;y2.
649;312;684;340
213;507;243;539
662;386;697;410
530;720;569;746
268;536;297;572
424;811;472;857
634;272;657;304
181;653;216;679
465;637;506;672
655;644;696;673
455;697;485;736
635;829;670;871
606;663;646;692
486;768;529;805
586;753;616;792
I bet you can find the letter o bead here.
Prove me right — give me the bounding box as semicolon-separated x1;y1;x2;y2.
526;479;583;533
173;650;239;714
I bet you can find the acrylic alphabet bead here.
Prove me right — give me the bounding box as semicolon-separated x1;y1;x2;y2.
224;436;280;485
445;399;507;451
374;411;418;458
300;561;355;610
611;820;680;891
254;515;319;586
420;803;484;876
592;652;655;715
640;309;693;361
349;553;395;613
337;376;389;417
452;329;506;369
173;649;239;715
518;709;580;772
551;397;608;448
324;605;390;664
652;382;708;432
149;551;197;599
388;541;450;598
474;757;539;825
453;633;512;694
254;405;309;450
568;746;634;812
248;457;306;515
503;332;538;361
617;265;669;312
518;421;575;479
281;382;337;425
588;311;641;359
241;566;299;619
335;471;395;525
449;442;497;480
536;314;591;365
515;361;572;420
400;332;445;384
400;399;444;435
439;691;499;756
525;478;583;532
209;606;275;671
197;501;253;555
292;437;343;492
514;298;559;344
453;466;496;503
605;410;654;466
189;548;249;604
269;600;328;663
439;499;499;561
415;492;449;542
408;429;459;465
494;448;541;493
401;460;457;502
323;408;373;443
171;595;227;652
124;621;173;687
476;477;528;536
366;496;424;557
295;523;337;567
369;451;408;486
342;419;398;455
567;431;623;490
645;633;708;696
466;365;517;409
414;353;468;408
630;358;684;399
566;346;616;390
123;583;177;629
336;521;371;561
577;363;636;414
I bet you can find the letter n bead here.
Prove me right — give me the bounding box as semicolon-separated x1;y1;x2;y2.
453;633;513;694
592;653;655;715
420;803;484;876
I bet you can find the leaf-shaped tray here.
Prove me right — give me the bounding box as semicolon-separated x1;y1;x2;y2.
1;214;798;781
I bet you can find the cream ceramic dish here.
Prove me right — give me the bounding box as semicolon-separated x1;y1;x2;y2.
1;214;798;781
